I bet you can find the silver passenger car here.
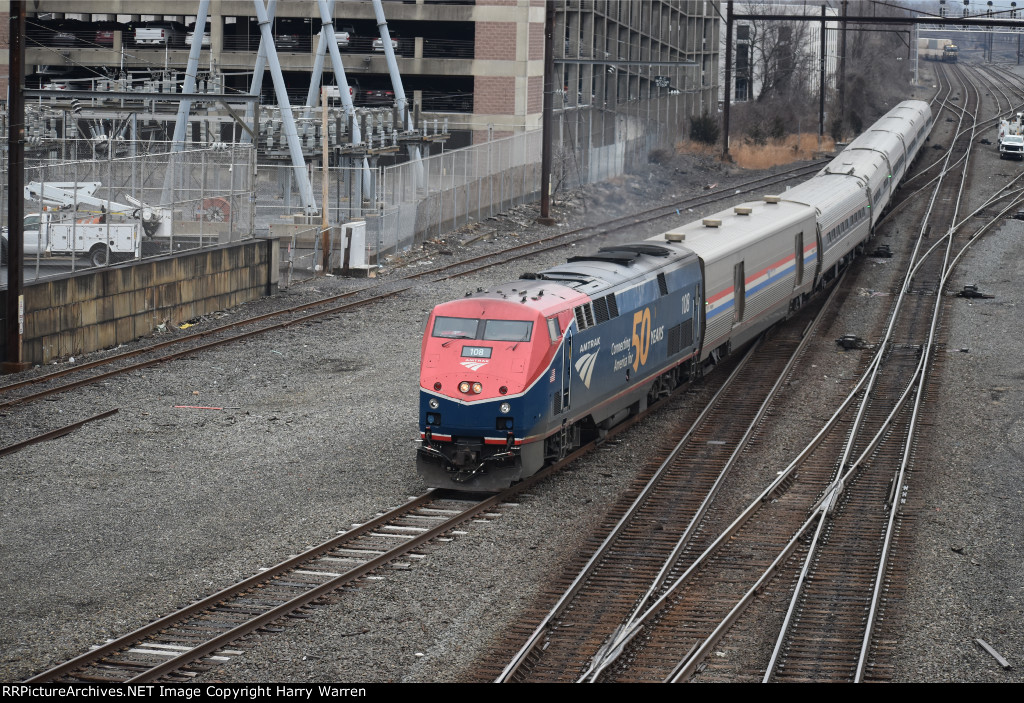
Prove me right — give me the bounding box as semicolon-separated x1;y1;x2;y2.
658;198;817;362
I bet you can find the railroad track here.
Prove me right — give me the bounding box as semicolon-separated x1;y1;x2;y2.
483;282;840;683
28;488;520;682
759;63;982;683
22;338;697;683
476;63;1017;684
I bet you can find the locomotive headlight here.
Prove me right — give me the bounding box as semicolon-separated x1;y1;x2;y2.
429;398;439;409
472;382;483;394
500;402;511;414
459;381;471;393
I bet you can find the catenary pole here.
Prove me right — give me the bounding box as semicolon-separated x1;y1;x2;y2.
539;0;556;223
3;0;28;373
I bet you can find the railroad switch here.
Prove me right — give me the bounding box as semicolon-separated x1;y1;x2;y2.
956;284;994;299
835;335;869;350
870;244;893;258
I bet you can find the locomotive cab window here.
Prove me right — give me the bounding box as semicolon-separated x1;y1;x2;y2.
483;320;534;342
432;316;480;339
547;316;562;343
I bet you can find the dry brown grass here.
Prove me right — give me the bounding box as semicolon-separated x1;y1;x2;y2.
678;133;835;170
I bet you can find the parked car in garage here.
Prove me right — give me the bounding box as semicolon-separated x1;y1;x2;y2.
372;36;399;52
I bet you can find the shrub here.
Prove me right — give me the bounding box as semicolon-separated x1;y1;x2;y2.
690;113;720;145
648;147;673;164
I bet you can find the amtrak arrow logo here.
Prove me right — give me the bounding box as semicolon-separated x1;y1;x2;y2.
574;349;600;388
461;360;488;371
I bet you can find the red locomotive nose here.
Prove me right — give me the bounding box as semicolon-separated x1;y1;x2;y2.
420;289;579;402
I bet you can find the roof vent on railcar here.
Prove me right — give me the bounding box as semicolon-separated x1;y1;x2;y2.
567;251;639;265
665;232;686;242
702;218;723;227
734;206;752;215
600;244;673;257
762;195;781;204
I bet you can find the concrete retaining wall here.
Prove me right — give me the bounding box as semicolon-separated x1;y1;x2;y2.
1;238;279;366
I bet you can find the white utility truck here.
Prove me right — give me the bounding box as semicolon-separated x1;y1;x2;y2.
1;182;171;267
1000;134;1024;160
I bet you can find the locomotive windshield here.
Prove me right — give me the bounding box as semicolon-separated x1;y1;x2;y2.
432;316;479;339
432;316;533;342
483;320;533;342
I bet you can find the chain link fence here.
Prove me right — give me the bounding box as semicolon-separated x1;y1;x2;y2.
255;162;379;286
3;142;254;284
373;93;691;260
3;92;692;284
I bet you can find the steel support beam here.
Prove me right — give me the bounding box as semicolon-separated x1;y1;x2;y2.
252;0;317;216
171;0;211;151
370;0;422;185
242;0;278;145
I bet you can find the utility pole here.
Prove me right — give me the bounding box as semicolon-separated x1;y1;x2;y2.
3;1;28;374
840;0;848;137
723;1;733;161
819;4;826;147
538;0;556;225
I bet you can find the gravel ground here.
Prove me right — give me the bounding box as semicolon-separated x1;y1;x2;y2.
2;77;1021;683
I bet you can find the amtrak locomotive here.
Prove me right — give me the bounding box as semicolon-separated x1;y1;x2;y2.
417;100;934;491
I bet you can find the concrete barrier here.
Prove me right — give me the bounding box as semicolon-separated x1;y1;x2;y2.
1;238;279;366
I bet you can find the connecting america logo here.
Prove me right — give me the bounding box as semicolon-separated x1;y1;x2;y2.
460;360;488;371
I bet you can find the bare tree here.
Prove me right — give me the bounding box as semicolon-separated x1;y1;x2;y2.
835;0;914;138
731;0;912;143
740;1;816;104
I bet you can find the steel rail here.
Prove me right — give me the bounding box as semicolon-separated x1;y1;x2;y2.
25;489;441;682
0;288;409;411
856;67;1016;681
583;284;924;682
662;360;923;682
0;288;370;394
0;409;119;457
123;487;518;683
